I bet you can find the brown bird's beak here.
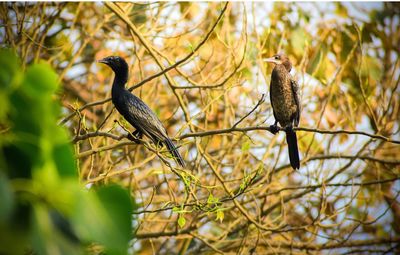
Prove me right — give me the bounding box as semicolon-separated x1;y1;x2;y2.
263;57;280;64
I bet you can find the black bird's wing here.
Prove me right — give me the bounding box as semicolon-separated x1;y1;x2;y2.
119;91;186;167
104;56;185;167
290;78;301;127
122;92;168;142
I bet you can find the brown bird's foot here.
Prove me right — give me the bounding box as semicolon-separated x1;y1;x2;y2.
127;130;142;144
270;124;279;134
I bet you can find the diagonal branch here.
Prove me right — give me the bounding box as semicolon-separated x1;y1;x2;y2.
59;2;229;126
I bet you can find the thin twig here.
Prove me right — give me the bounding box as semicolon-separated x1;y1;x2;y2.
232;93;265;128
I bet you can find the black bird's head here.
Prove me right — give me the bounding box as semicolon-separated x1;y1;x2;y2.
98;56;128;74
263;54;292;71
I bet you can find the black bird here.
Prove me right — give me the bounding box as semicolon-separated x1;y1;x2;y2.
264;54;300;170
98;56;185;167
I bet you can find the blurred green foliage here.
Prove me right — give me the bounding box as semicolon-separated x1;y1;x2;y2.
0;49;134;255
1;2;398;253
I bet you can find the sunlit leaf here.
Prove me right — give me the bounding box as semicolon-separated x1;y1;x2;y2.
178;214;186;228
216;209;224;223
241;138;251;152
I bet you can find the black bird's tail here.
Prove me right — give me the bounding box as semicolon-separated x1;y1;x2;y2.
164;138;185;167
286;129;300;170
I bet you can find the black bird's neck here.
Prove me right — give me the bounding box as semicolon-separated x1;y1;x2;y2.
112;68;128;90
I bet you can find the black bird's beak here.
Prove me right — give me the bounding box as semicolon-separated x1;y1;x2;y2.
97;58;108;65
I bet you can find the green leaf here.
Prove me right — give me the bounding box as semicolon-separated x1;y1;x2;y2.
207;193;219;205
178;214;186;228
80;185;133;255
31;205;82;255
0;49;20;121
0;49;19;90
3;143;33;179
24;63;59;98
52;143;76;177
0;172;14;222
95;185;133;238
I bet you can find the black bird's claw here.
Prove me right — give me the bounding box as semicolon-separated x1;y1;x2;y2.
127;132;142;144
270;124;279;134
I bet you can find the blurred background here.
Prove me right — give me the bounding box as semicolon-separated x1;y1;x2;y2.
1;2;399;254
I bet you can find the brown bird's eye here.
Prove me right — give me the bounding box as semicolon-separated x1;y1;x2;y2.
274;55;280;60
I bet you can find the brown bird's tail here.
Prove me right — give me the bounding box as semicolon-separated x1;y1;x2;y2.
164;138;186;167
286;129;300;170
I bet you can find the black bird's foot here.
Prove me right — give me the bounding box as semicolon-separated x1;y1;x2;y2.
284;125;293;133
132;130;143;139
127;133;140;144
127;130;143;144
270;124;279;134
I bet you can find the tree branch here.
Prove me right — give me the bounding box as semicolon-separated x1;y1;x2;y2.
179;125;400;144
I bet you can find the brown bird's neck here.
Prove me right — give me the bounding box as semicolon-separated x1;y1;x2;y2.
272;64;290;79
281;60;292;72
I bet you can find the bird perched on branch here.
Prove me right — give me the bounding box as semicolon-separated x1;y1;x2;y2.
98;56;185;167
264;54;301;170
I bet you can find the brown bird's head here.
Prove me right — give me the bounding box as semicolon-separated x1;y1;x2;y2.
98;56;128;74
263;54;292;71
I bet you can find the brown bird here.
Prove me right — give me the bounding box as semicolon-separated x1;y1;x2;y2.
264;54;301;170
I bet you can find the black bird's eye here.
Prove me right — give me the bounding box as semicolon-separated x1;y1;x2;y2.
274;55;280;60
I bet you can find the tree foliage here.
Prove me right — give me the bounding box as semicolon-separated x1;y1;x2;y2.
1;2;399;254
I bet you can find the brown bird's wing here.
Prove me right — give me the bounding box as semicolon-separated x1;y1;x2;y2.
269;83;278;123
290;78;301;127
